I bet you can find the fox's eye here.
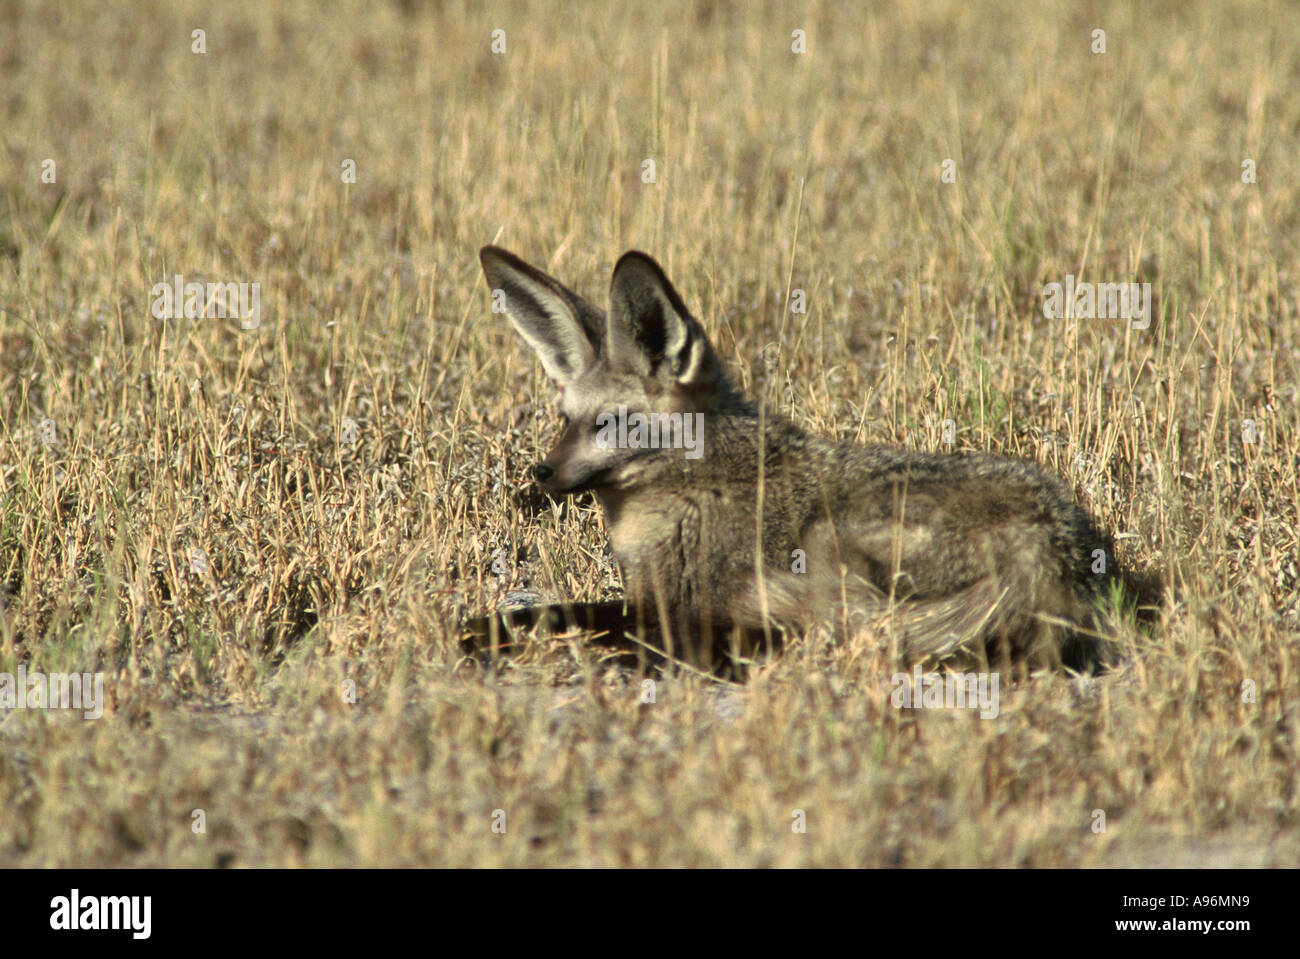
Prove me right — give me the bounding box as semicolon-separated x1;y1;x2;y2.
558;414;570;428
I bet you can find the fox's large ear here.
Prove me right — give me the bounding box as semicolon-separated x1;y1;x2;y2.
479;246;604;384
607;252;711;384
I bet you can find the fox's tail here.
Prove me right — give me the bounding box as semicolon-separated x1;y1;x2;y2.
459;599;781;676
460;599;692;670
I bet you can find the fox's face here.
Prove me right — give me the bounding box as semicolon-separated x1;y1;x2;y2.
480;247;741;498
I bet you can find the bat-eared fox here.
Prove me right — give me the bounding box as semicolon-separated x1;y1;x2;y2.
475;245;1138;675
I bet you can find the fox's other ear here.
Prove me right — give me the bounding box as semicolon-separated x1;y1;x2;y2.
607;252;712;385
479;246;604;384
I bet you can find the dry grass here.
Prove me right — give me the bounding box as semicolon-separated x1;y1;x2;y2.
1;0;1298;867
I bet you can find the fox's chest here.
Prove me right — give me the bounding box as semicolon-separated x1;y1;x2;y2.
602;486;764;568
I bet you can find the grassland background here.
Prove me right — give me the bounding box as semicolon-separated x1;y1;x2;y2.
1;0;1298;867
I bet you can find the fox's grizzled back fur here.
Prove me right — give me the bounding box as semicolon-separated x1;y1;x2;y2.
479;245;1125;671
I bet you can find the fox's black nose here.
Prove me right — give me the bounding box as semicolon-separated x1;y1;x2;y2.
533;463;555;483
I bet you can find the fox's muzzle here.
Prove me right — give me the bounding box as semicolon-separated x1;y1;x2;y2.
532;457;611;496
529;420;610;495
